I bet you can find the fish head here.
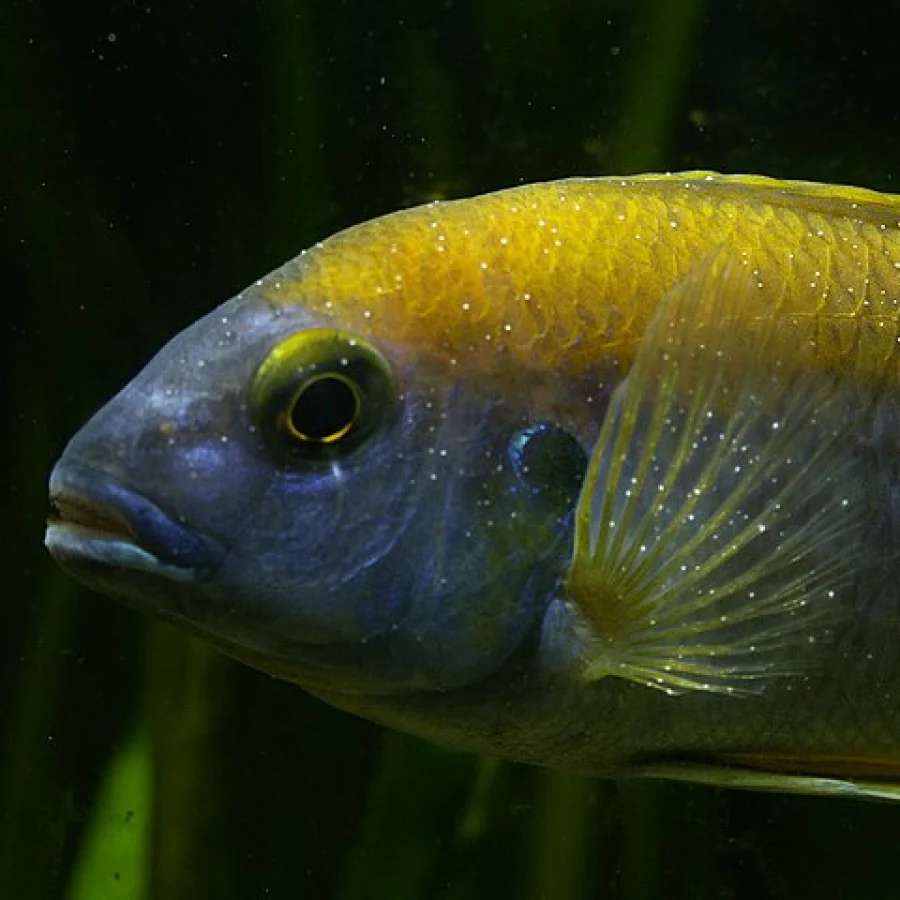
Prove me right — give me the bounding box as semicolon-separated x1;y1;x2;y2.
46;213;593;698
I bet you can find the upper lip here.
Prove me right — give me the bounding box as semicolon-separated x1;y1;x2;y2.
48;463;225;575
48;490;137;541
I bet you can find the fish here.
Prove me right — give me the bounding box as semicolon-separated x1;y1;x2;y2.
46;172;900;801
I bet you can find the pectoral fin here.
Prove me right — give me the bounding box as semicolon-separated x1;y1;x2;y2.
564;250;868;695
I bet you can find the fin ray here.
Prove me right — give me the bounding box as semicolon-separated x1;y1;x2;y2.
565;250;869;695
630;762;900;802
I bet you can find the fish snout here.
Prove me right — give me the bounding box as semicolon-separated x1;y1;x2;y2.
46;462;225;584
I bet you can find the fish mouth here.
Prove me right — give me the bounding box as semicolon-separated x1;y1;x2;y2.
45;463;225;586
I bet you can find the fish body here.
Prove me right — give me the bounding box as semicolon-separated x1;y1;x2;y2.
46;173;900;799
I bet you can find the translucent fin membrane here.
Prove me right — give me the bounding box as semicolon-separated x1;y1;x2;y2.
565;251;868;695
630;761;900;802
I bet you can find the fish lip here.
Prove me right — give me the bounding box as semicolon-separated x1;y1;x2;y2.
45;463;225;583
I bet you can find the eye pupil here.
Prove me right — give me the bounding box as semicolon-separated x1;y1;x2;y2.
289;375;359;443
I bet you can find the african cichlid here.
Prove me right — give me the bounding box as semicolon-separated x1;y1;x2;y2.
46;172;900;800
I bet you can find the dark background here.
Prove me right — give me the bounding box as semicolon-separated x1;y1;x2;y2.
4;1;900;898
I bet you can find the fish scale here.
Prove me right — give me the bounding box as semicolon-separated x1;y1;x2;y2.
268;175;900;387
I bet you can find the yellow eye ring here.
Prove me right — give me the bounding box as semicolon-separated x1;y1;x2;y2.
250;328;397;464
281;372;361;445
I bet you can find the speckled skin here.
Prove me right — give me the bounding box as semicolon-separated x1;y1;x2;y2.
267;174;900;781
49;174;900;792
269;173;900;385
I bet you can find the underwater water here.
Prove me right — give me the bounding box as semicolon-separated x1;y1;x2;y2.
5;1;900;897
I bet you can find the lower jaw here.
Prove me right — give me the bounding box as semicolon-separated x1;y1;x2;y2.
46;523;201;586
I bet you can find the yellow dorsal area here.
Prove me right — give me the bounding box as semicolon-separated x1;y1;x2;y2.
265;173;900;385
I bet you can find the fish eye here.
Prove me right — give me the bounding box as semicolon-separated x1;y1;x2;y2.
288;374;360;444
250;329;398;463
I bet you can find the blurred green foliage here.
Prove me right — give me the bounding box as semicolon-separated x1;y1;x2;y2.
4;1;900;898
